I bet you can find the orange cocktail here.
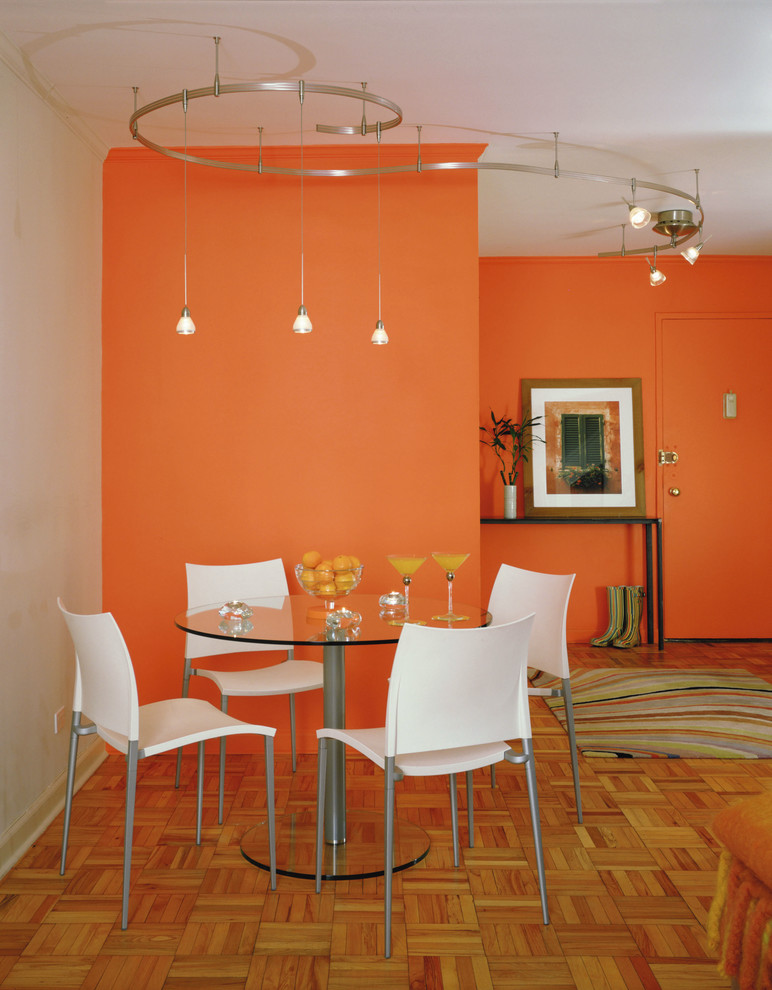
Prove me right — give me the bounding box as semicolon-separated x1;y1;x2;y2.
431;552;470;622
386;555;426;611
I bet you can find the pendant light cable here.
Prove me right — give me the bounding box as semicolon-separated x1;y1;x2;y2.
378;123;382;321
293;81;312;332
176;89;195;334
371;121;389;344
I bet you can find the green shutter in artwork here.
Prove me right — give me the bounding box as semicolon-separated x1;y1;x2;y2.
562;415;582;465
584;415;605;464
561;413;605;468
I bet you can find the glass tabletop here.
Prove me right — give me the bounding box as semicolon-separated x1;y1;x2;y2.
175;593;491;646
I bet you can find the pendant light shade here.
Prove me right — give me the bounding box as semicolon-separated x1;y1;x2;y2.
371;319;388;345
176;306;196;334
293;305;312;333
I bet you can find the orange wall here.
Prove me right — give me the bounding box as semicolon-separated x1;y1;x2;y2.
102;144;483;753
479;255;772;642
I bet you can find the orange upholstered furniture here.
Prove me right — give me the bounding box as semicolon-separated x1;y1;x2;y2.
709;793;772;990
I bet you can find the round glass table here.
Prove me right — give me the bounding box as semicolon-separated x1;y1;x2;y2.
175;593;490;879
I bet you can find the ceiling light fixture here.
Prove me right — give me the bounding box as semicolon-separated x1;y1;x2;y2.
371;121;389;346
652;208;699;246
175;88;196;335
681;227;712;265
292;81;312;334
648;246;666;286
627;179;651;229
129;37;707;287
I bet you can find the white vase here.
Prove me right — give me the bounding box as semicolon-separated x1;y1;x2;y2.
503;485;517;519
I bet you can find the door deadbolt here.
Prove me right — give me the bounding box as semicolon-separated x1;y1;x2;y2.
659;450;679;465
669;487;681;496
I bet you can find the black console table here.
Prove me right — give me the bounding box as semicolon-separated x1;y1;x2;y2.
480;517;664;649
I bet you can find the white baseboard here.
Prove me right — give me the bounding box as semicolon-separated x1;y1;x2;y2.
0;738;107;879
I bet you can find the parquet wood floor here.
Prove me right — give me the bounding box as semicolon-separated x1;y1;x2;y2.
2;641;770;989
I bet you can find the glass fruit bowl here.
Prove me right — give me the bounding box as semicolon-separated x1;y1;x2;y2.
294;562;364;607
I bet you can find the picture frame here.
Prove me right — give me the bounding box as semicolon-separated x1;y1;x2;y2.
522;378;646;518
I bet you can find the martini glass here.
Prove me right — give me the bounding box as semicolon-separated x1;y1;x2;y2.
431;552;470;621
386;555;426;620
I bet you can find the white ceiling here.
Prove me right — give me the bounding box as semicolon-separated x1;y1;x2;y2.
1;0;770;257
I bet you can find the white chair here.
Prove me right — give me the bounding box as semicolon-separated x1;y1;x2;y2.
178;560;323;822
58;599;276;930
314;616;549;958
488;563;581;822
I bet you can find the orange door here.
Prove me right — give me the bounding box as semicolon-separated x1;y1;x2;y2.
659;316;772;638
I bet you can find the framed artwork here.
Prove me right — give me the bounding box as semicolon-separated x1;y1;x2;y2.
522;378;646;518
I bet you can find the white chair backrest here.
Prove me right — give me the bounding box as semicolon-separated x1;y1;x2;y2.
185;559;290;660
58;599;139;740
384;615;534;758
487;564;575;679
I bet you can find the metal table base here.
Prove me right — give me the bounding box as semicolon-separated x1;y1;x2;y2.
240;809;430;880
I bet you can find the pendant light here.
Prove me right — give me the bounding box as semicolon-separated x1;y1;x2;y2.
292;81;312;333
371;122;389;345
176;89;196;335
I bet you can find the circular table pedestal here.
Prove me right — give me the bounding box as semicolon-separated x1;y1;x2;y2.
240;809;430;881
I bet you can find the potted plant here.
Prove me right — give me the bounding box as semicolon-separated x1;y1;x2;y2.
480;410;543;518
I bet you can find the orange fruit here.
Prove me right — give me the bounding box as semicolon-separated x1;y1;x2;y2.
348;554;361;568
315;568;334;584
302;550;322;568
316;559;333;572
318;582;337;595
300;569;317;588
335;571;355;588
332;554;351;571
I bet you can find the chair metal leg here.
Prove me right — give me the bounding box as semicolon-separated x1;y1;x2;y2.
122;741;139;930
561;677;583;823
289;693;297;772
465;770;474;849
60;712;81;875
384;756;396;959
490;763;496;788
315;737;327;893
218;696;229;825
264;735;277;890
448;772;460;868
196;741;205;846
521;738;550;925
175;659;192;788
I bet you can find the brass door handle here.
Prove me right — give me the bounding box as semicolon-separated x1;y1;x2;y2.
669;487;681;496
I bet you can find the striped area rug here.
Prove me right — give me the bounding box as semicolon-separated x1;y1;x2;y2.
537;668;772;758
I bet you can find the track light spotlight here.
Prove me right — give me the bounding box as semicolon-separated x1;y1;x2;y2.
681;232;712;265
628;179;651;229
648;246;666;286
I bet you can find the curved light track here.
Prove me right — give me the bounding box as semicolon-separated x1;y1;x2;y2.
130;80;703;257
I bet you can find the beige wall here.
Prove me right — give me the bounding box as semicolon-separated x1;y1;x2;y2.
0;38;104;873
